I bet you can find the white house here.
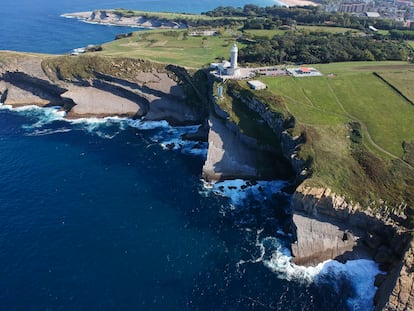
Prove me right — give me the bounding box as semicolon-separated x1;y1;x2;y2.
247;80;266;90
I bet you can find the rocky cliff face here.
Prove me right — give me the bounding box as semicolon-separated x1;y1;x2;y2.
0;54;203;125
227;89;309;182
4;53;412;310
84;10;187;29
202;89;295;182
379;240;414;311
290;213;361;266
292;184;414;310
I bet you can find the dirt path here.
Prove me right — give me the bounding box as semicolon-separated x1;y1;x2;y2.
326;79;414;170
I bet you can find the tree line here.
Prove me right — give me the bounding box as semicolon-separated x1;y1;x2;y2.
202;5;406;30
238;31;412;64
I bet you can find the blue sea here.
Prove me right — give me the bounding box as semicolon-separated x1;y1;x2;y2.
0;0;381;310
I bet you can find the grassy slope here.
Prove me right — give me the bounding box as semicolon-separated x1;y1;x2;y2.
112;9;244;21
257;62;414;216
100;30;243;68
377;70;414;105
243;26;363;39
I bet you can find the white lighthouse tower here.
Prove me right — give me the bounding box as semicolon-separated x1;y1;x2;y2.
230;44;238;70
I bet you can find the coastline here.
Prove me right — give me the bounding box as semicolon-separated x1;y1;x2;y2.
1;36;412;310
62;10;187;29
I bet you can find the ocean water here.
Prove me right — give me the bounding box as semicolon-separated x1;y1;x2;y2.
0;0;276;54
0;1;382;310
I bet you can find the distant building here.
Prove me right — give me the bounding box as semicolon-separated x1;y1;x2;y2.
339;2;368;13
247;80;267;90
366;12;381;18
286;67;323;77
189;30;217;37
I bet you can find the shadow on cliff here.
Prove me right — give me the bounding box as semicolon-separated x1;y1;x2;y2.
2;71;76;109
292;191;412;271
206;91;295;182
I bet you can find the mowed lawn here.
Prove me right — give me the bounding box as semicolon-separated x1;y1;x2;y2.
101;30;243;68
376;70;414;105
261;62;414;158
243;26;362;39
296;25;363;34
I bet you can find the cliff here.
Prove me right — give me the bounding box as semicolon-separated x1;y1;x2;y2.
379;240;414;311
63;10;187;29
202;80;295;182
0;54;203;124
2;52;413;310
210;81;414;310
292;185;414;310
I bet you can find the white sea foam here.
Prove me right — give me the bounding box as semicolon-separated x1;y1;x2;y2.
210;179;287;206
66;116;129;139
127;119;170;130
0;104;67;128
1;105;207;151
0;104;130;138
128;119;207;157
316;259;382;311
250;233;382;311
208;176;381;310
26;128;72;136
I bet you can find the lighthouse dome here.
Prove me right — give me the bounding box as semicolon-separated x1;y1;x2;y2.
231;44;238;52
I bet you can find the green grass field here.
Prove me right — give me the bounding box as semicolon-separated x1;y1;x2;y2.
100;30;243;68
243;29;287;39
243;26;361;39
261;62;414;159
252;62;414;211
296;25;363;34
378;70;414;104
113;9;245;21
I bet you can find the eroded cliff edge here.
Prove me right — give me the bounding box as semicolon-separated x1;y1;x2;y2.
0;53;204;126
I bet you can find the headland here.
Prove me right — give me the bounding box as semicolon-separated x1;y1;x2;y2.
2;4;414;309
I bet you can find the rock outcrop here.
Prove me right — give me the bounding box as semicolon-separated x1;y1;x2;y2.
291;213;361;266
63;10;188;29
202;115;259;181
379;241;414;311
292;184;414;310
202;87;295;182
226;87;309;182
0;54;203;124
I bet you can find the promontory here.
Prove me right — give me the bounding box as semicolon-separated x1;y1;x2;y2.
2;5;414;310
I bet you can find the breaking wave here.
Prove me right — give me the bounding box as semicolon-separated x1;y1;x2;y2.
128;119;208;157
206;179;382;311
0;105;207;156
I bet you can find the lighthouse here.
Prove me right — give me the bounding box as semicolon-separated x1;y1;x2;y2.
230;44;238;70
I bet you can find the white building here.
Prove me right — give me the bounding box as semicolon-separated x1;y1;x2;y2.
211;44;241;78
247;80;267;90
227;44;238;76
